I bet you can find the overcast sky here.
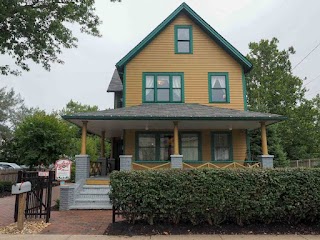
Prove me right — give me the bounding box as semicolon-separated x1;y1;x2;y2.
1;0;320;112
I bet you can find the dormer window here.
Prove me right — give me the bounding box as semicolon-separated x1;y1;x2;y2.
174;25;193;54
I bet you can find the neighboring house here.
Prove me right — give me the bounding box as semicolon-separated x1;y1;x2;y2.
63;2;285;173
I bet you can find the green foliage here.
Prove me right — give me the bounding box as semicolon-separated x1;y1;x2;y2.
110;169;320;226
60;100;110;160
10;111;75;167
0;181;12;193
245;37;320;162
0;0;120;75
0;87;32;139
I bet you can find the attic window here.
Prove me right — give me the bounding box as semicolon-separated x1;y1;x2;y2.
175;25;193;54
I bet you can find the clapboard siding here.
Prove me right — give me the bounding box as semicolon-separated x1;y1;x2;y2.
126;13;244;110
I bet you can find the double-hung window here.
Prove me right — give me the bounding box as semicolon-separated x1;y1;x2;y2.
212;132;233;161
136;132;200;161
143;73;183;103
180;133;200;161
209;72;230;103
175;25;193;54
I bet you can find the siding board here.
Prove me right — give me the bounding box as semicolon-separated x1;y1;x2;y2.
126;13;244;110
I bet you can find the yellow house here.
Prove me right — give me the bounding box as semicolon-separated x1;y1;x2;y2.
63;2;285;172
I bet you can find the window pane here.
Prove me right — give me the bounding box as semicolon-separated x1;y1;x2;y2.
146;76;154;88
139;134;156;147
172;76;181;88
182;148;198;161
214;134;229;147
177;28;190;40
211;89;226;102
181;134;198;147
214;148;229;161
178;41;190;53
157;89;170;101
173;89;181;102
145;89;154;102
157;76;169;88
214;133;230;161
160;147;173;161
211;76;226;88
160;134;174;147
139;148;156;161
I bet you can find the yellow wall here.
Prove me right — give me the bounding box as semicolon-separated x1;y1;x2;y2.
124;129;247;162
125;13;244;110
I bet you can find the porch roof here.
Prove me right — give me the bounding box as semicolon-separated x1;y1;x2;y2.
62;104;286;137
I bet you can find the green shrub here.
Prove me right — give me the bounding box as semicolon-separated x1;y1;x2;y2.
0;181;12;194
110;168;320;225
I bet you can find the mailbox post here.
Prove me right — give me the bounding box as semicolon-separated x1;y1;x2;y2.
12;181;31;231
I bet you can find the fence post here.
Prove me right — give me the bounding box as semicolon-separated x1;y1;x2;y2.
14;171;22;222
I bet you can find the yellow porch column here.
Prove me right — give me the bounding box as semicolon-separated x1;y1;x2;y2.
101;131;106;158
81;121;88;155
173;121;179;155
261;121;268;155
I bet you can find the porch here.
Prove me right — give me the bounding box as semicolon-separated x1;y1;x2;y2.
63;103;285;175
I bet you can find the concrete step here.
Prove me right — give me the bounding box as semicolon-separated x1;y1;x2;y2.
81;185;111;194
70;204;112;210
78;192;110;200
74;198;110;205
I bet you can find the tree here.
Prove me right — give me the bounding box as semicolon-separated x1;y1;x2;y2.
0;0;120;75
245;38;314;163
8;111;75;167
0;87;32;140
246;38;305;115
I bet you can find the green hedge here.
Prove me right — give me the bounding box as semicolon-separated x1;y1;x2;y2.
0;181;12;194
110;168;320;225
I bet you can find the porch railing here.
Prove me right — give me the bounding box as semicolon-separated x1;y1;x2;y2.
90;161;102;176
131;160;260;170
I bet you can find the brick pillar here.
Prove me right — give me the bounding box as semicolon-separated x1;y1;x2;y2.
170;155;183;169
120;155;132;171
75;155;90;182
258;155;274;168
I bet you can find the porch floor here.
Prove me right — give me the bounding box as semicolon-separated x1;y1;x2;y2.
86;177;110;185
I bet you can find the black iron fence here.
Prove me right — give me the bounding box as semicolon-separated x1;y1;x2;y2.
14;171;55;223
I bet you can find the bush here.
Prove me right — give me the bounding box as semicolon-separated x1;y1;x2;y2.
0;181;12;194
110;168;320;226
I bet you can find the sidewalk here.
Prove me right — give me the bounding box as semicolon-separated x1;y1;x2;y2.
1;234;320;239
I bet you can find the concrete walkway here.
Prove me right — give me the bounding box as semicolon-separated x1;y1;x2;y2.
1;234;320;239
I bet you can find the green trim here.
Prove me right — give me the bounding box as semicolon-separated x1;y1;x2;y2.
115;2;252;74
174;25;193;54
246;130;251;161
242;69;247;111
122;65;127;107
142;72;184;103
123;129;126;155
208;72;230;103
179;132;201;161
63;115;287;121
211;131;233;161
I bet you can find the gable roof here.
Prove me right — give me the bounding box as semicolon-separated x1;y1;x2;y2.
107;69;123;92
115;2;253;74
